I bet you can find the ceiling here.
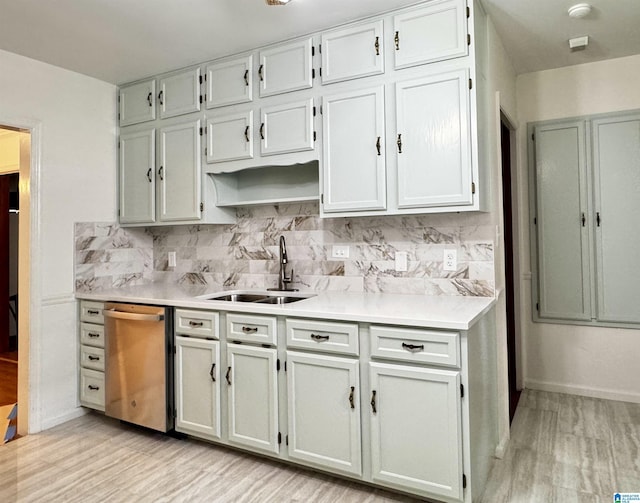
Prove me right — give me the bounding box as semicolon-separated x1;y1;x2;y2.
0;0;639;85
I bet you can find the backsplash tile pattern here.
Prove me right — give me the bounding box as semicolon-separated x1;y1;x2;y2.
75;203;495;297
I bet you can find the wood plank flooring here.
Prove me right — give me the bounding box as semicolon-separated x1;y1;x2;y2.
1;390;638;502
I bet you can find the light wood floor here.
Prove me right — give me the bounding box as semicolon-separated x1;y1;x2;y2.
1;390;638;502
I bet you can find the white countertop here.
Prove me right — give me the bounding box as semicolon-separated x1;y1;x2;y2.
76;284;497;331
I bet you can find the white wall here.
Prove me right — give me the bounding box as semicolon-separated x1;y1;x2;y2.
516;54;640;402
0;48;117;430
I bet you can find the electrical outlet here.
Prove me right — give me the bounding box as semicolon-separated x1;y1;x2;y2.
443;249;457;271
331;245;350;259
168;251;177;268
395;251;408;272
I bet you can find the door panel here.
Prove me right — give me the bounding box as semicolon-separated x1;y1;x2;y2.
206;111;253;163
119;129;156;224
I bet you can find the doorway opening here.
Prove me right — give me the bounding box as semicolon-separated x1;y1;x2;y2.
500;114;521;423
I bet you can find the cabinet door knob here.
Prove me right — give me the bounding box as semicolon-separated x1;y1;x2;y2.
376;136;381;156
374;36;380;56
158;90;164;106
370;390;377;413
349;386;355;409
244;125;250;142
225;366;232;385
396;134;403;153
244;69;249;86
209;363;216;382
394;31;400;51
147;92;153;107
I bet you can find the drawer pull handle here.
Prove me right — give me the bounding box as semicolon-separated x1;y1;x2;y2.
374;36;380;56
87;309;100;315
349;386;355;409
226;366;232;385
88;355;100;361
311;334;329;342
370;390;377;414
88;385;100;391
402;342;424;352
189;321;204;327
242;326;258;333
394;31;400;51
209;363;216;382
88;333;100;338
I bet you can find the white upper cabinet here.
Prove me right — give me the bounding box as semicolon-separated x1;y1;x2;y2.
322;86;386;213
205;55;253;108
206;111;254;163
260;99;315;156
321;20;384;84
395;68;472;209
119;129;156;224
119;79;156;126
158;67;202;119
259;38;314;97
393;0;468;70
158;118;202;222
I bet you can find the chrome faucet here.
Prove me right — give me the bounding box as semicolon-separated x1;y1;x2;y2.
269;235;296;291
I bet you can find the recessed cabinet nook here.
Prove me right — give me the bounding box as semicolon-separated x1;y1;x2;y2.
117;0;491;225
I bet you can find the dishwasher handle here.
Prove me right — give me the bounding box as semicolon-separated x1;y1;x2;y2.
103;309;164;322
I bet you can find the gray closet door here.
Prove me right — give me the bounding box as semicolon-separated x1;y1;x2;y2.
592;114;640;323
534;121;592;320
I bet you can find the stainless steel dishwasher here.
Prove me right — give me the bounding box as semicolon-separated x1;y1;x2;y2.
103;302;174;432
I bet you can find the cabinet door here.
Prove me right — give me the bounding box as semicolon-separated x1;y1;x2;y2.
286;351;361;475
119;129;156;224
226;344;279;454
592;114;640;323
158;119;202;222
175;336;220;440
261;99;314;156
205;55;253;108
206;111;253;163
393;0;467;70
395;69;472;208
322;87;386;212
321;20;384;84
369;362;463;501
259;38;313;97
119;79;156;126
158;68;201;119
534;121;592;321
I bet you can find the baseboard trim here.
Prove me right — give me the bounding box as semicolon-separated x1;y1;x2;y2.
525;379;640;404
39;407;88;431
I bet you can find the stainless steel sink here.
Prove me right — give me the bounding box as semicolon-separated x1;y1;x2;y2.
199;290;315;304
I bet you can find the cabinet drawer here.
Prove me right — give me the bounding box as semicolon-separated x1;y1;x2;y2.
370;326;460;367
80;322;105;348
175;309;220;339
80;301;104;324
80;368;105;411
286;318;359;356
227;314;277;345
80;345;105;372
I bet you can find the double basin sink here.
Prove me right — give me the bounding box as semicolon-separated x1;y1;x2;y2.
200;290;315;305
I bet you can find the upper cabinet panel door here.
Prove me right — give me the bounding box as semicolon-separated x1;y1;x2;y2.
119;79;156;126
259;38;313;97
322;87;386;213
592;114;640;324
206;111;254;163
158;68;201;119
395;68;472;208
393;0;467;70
534;121;592;321
321;20;384;85
119;129;156;224
205;55;253;108
261;99;314;156
158;119;202;222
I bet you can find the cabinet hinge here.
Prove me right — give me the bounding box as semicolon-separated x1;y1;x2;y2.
534;217;537;225
278;432;282;444
467;6;470;18
200;202;204;212
199;127;203;136
319;43;322;53
199;75;203;85
469;78;473;90
205;147;208;156
313;131;317;142
118;208;121;216
199;95;203;104
467;34;471;46
118;113;120;120
284;360;287;372
531;133;535;141
320;105;323;115
286;434;289;446
471;182;476;194
460;384;465;398
319;67;322;78
312;45;315;57
321;194;324;204
463;474;467;489
536;302;540;312
312;68;315;79
313;106;316;117
277;359;281;371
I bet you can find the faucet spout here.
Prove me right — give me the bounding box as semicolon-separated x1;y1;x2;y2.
269;235;297;292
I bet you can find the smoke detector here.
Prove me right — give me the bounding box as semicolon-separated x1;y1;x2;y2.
568;3;592;18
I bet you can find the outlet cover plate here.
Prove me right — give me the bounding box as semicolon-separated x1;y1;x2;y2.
443;249;457;271
332;245;350;259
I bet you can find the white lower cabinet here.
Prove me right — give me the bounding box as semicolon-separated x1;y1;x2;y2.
78;301;105;411
286;351;361;476
175;336;220;440
369;362;463;501
226;343;280;454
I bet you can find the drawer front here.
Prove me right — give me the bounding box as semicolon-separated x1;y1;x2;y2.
226;314;277;345
80;345;105;372
80;322;105;348
370;326;460;367
80;368;105;410
80;301;104;324
175;309;220;339
286;318;359;356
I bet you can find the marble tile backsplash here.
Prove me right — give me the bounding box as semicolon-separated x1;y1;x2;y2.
75;202;495;297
